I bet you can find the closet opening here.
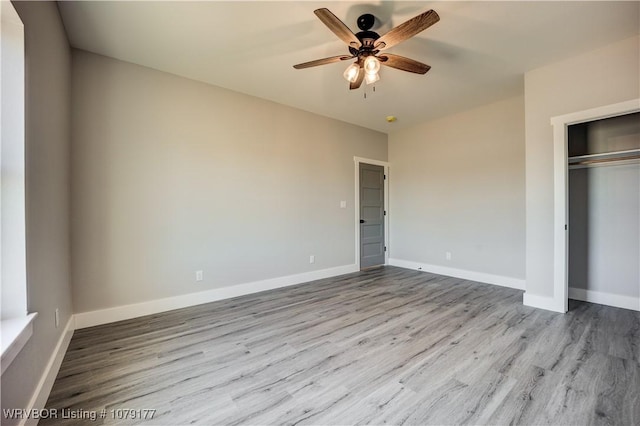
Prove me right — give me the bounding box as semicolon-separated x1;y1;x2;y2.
551;100;639;313
567;112;639;311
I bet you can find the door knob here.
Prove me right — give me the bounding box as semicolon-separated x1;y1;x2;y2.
360;219;366;223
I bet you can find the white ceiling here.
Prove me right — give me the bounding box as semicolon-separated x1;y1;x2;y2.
58;1;639;133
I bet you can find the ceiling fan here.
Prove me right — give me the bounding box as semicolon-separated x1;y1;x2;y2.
293;8;440;90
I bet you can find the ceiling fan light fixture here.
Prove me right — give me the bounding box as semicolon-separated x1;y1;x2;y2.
343;63;360;83
293;8;439;90
365;71;379;85
363;56;381;74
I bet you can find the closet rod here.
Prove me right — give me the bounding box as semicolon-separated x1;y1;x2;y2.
569;154;640;167
569;148;640;162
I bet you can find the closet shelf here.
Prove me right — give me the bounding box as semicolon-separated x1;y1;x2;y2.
568;148;640;167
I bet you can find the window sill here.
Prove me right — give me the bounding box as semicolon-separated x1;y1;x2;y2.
1;312;37;375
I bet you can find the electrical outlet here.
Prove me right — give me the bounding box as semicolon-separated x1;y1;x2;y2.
309;255;315;264
340;201;347;209
196;270;204;281
446;252;452;261
55;308;59;328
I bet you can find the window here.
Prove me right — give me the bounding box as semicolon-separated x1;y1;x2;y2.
1;0;36;375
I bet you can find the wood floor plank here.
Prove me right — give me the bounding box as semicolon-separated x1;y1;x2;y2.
38;266;640;425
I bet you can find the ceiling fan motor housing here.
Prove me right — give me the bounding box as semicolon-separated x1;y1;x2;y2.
355;30;380;48
355;13;380;50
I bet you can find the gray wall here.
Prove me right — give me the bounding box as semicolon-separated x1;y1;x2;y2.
524;35;639;298
71;50;387;314
2;0;72;419
388;95;526;280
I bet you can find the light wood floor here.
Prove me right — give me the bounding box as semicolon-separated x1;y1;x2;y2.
43;266;639;425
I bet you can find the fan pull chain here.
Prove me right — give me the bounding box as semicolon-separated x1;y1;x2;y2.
363;85;377;99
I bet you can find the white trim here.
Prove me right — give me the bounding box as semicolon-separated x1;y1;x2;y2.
354;157;390;269
1;312;37;375
550;98;640;314
388;258;526;290
552;120;569;313
550;99;640;127
353;157;389;168
569;287;640;312
22;315;75;426
523;292;565;313
75;264;358;329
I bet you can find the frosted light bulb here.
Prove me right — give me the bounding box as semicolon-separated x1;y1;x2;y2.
343;63;360;83
365;72;379;85
364;56;381;74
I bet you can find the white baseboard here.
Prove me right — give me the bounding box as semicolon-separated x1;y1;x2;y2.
569;287;640;312
388;258;526;290
22;315;75;426
75;264;359;329
522;292;565;313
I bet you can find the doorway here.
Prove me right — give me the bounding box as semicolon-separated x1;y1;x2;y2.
354;157;389;270
551;99;640;312
567;113;640;310
360;163;385;268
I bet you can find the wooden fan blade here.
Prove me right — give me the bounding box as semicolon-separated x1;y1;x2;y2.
314;8;362;48
379;54;431;74
375;9;439;50
349;61;365;90
293;55;354;69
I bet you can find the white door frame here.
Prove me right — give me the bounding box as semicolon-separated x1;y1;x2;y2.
354;157;390;269
550;98;640;312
